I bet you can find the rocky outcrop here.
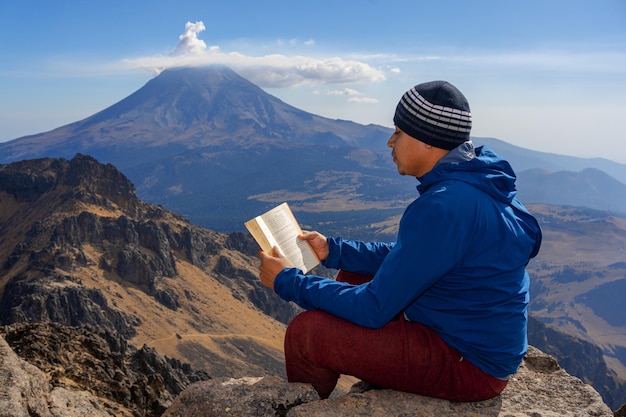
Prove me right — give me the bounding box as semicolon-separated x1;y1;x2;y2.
1;326;619;417
0;273;138;339
0;322;209;417
162;376;318;417
528;315;626;410
0;154;301;331
0;154;139;211
163;346;615;417
0;332;126;417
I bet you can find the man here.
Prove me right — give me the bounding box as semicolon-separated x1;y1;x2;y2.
257;80;542;401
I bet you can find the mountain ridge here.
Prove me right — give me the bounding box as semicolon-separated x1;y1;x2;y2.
517;167;626;212
0;65;625;230
473;136;626;184
0;154;306;381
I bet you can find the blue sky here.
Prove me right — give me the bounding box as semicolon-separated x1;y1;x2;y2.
1;0;626;162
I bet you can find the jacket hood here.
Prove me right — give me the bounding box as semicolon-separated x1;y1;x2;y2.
417;146;518;204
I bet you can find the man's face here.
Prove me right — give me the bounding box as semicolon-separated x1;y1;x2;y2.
387;127;430;177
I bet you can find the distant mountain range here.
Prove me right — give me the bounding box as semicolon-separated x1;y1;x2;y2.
473;136;626;184
474;137;626;214
0;65;625;235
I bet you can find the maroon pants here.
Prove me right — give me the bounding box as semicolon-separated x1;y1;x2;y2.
283;271;508;401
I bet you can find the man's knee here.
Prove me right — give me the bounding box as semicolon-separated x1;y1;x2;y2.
285;310;342;358
286;310;329;342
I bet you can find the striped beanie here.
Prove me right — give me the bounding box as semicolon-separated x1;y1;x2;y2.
393;80;472;150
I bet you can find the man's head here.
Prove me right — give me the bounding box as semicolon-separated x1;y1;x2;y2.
393;80;471;150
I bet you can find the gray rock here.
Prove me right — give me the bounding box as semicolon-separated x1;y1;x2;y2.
0;323;209;417
0;335;133;417
0;335;51;417
163;346;614;417
162;376;319;417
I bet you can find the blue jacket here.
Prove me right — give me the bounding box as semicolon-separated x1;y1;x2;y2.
274;144;542;379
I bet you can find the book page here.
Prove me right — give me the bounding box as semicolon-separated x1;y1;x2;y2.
244;215;276;254
245;202;320;273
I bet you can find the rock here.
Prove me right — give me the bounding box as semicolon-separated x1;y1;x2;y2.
47;387;129;417
0;323;209;417
528;315;626;410
0;333;134;417
0;334;51;417
162;376;319;417
0;158;59;202
0;273;138;339
163;346;614;417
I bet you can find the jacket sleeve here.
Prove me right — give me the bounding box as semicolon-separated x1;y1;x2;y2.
322;237;395;275
274;195;471;328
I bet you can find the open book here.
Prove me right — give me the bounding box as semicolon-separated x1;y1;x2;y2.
244;202;320;273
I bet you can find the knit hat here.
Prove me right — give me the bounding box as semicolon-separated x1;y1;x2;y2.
393;80;472;150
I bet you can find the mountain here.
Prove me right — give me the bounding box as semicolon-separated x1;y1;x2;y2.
1;65;625;235
473;137;626;185
0;154;334;416
0;65;390;166
0;154;622;413
0;154;315;386
523;204;626;388
0;66;404;232
517;168;626;213
473;137;626;213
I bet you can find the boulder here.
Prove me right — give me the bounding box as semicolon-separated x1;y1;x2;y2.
163;346;615;417
162;376;318;417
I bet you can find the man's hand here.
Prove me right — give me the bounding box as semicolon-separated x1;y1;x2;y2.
258;246;293;289
299;230;329;261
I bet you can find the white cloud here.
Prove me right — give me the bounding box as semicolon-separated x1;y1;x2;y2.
327;88;360;96
326;87;377;104
172;21;208;56
121;21;386;88
348;97;378;103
